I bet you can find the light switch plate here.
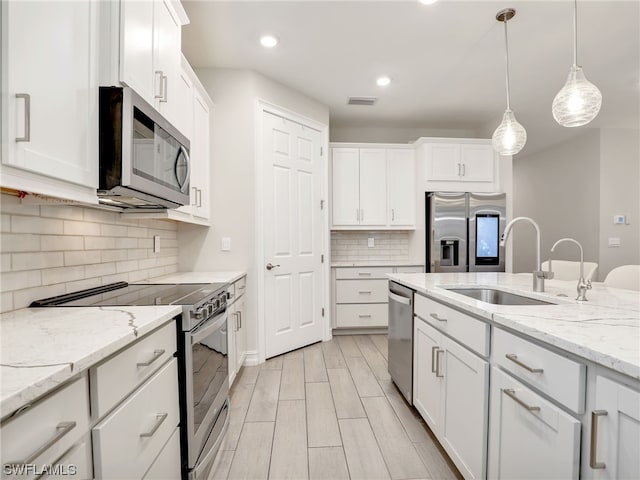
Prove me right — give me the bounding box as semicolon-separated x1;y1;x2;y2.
608;237;621;247
368;237;375;248
153;235;160;253
221;237;231;251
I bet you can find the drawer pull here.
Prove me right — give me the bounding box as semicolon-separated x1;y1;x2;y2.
358;291;372;294
505;353;543;373
503;388;540;412
140;413;168;438
590;410;608;469
8;421;76;466
431;346;438;373
358;272;372;276
358;314;372;318
137;349;166;368
429;313;447;322
239;285;246;290
435;349;444;377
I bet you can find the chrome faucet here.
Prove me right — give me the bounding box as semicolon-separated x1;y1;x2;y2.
500;217;553;292
550;238;592;301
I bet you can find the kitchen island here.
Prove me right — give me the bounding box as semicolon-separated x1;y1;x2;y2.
388;272;640;480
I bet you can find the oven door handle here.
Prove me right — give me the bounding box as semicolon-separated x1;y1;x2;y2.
191;312;228;344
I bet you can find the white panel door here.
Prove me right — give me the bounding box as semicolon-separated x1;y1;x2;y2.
440;337;489;480
331;148;360;226
426;143;461;181
4;0;98;187
593;376;640;480
488;367;581;480
120;0;154;103
387;149;415;227
263;111;324;358
153;0;180;124
460;144;494;182
359;148;387;226
413;319;443;433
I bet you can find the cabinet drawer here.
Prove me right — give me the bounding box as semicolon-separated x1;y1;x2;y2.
336;279;388;303
234;275;247;297
90;321;176;418
1;376;90;480
336;304;388;327
414;294;489;357
335;267;393;280
142;427;181;480
395;265;423;273
493;328;586;414
92;358;179;479
40;437;93;479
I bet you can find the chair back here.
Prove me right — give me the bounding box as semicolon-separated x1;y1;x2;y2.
603;265;640;291
541;260;599;282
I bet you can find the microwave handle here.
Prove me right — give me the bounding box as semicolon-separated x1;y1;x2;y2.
175;146;191;193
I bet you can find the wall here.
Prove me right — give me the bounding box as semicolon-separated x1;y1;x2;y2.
330;231;410;263
598;128;640;278
0;194;178;313
511;130;601;274
177;68;330;361
329;125;477;144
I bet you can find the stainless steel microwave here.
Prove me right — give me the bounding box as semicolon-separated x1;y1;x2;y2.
98;86;190;209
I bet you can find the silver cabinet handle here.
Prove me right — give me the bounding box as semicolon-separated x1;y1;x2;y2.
238;311;242;329
431;346;438;373
457;163;461;176
462;163;466;176
503;388;540;412
197;188;202;207
590;410;608;469
161;74;168;103
505;353;543;373
154;71;164;99
388;291;411;305
435;349;444;377
266;263;280;270
430;313;447;322
234;312;239;331
191;186;198;206
239;285;246;290
140;413;168;438
358;272;372;276
7;421;76;466
358;290;372;294
391;209;395;221
136;349;165;367
358;314;372;318
15;93;31;142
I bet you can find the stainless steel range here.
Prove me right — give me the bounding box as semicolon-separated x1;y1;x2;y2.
31;281;230;480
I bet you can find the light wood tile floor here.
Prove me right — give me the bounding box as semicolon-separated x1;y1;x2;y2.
209;334;463;480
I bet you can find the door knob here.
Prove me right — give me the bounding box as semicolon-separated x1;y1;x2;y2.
266;263;280;271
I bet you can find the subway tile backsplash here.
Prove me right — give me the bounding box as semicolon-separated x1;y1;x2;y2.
0;194;178;313
331;231;410;262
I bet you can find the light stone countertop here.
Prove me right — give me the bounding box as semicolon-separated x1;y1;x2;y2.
0;305;181;418
144;271;247;285
388;272;640;380
331;261;423;268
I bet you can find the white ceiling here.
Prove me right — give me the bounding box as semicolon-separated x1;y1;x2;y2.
181;1;639;153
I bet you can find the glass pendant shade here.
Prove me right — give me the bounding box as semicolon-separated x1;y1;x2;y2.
552;65;602;127
492;109;527;155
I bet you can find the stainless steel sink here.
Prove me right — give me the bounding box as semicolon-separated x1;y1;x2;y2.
446;288;554;306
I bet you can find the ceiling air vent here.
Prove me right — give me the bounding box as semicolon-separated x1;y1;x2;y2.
347;96;378;106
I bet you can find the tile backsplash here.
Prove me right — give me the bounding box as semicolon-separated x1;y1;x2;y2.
0;194;178;313
331;231;410;263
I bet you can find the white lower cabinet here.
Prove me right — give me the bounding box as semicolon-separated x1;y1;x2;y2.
142;427;182;480
228;275;247;386
488;367;581;480
414;317;488;480
40;437;93;480
588;376;640;480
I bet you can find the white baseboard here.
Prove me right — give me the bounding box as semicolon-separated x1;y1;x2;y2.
243;350;260;366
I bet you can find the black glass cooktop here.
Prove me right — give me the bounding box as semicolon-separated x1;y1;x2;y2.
30;282;227;307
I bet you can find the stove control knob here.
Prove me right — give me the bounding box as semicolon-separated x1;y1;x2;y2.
194;307;205;320
207;303;214;316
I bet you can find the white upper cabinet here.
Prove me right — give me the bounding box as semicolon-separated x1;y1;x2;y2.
387;148;415;227
420;138;498;193
119;0;154;102
153;0;181;122
1;0;99;203
190;87;211;220
331;144;414;230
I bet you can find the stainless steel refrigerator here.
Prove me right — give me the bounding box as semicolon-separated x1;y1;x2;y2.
426;192;506;273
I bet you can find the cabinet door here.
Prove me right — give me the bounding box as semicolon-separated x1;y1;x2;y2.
440;337;488;480
460;144;494;182
191;89;211;220
359;148;387;226
154;0;181;124
235;295;246;374
227;302;237;386
488;367;581;480
3;0;98;188
142;427;181;480
426;143;461;181
387;149;415;227
120;0;154;102
331;148;360;226
413;319;443;434
592;376;640;480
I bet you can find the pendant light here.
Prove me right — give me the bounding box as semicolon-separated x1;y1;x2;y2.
552;0;602;127
492;8;527;156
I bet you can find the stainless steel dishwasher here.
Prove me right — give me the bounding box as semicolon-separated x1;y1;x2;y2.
388;281;414;404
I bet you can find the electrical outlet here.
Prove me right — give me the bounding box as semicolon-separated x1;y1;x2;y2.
608;237;621;247
367;237;375;248
153;235;160;253
221;237;231;251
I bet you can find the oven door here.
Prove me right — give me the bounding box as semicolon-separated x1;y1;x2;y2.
184;311;229;468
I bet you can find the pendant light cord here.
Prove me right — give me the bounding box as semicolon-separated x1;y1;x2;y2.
573;0;578;66
503;18;511;110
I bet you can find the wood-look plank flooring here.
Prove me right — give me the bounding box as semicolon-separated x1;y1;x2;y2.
209;334;462;480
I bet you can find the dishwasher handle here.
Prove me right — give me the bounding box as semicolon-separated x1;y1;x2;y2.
389;291;412;306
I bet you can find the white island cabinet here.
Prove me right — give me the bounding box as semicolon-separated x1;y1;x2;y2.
1;0;99;204
228;275;248;386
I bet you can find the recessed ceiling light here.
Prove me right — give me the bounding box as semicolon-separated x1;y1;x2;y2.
419;0;439;4
376;76;391;87
260;35;279;48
